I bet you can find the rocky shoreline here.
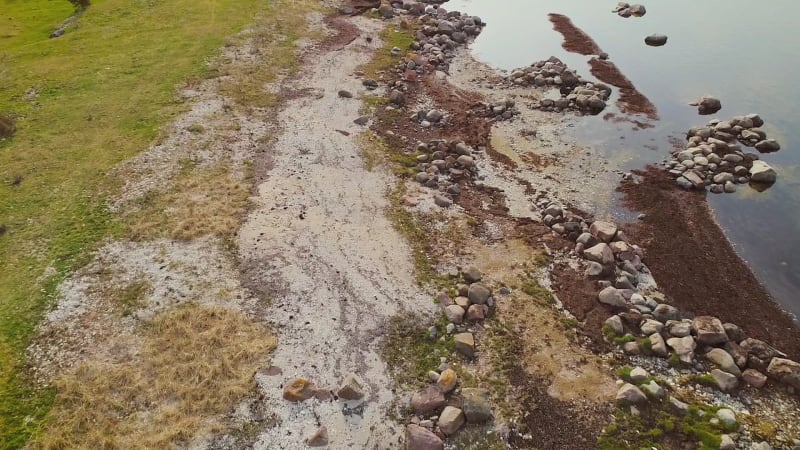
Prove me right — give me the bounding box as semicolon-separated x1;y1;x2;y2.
327;1;800;448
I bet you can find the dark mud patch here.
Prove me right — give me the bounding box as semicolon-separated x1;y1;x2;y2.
548;14;602;56
551;264;612;354
589;58;658;120
619;167;800;360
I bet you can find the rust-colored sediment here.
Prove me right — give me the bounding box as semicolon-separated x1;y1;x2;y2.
548;14;602;56
620;167;800;360
589;59;658;120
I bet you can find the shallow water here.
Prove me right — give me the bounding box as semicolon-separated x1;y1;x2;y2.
447;0;800;318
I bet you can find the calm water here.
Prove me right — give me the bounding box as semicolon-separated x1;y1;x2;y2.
447;0;800;318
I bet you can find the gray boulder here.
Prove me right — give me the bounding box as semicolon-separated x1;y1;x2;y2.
461;388;493;423
750;160;777;184
616;383;647;404
692;316;728;346
766;357;800;389
706;348;741;377
645;34;668;47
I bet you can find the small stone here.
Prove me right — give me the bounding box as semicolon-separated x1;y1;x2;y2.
461;266;482;283
406;424;443;450
616;383;647;404
454;296;470;308
467;283;491;305
711;369;738;392
719;434;735;450
411;385;446;414
649;332;668;357
623;341;641;355
640;319;664;335
354;116;369;125
642;380;665;399
454;333;475;357
428;371;441;383
669;396;690;415
437;368;458;393
444;305;465;324
307;426;329;447
604;315;624;335
283;378;317;402
461;388;493;423
438;406;465;435
433;194;452;208
742;369;767;388
630;367;649;383
466;304;486;321
338;90;353;98
585;261;605;278
716;408;737;427
645;34;668;46
337;373;366;400
706;348;741;377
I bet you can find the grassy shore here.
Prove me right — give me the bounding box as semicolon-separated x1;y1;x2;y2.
0;0;283;445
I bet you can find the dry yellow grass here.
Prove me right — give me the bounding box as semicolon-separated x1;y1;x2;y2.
31;305;275;449
126;162;250;242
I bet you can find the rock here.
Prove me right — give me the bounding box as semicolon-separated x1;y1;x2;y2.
667;396;689;416
742;369;768;388
645;34;668;47
444;305;465;324
338;373;366;400
640;319;664;335
712;172;734;184
630;367;649;383
766;357;800;389
649;332;669;357
437;368;458;393
716;408;737;427
584;243;615;266
576;232;597;247
667;336;696;364
378;4;394;18
456;155;474;168
461;388;493;423
467;283;491;305
585;261;605;277
389;89;406;106
454;296;470;308
741;338;784;371
338;90;353;98
589;221;618;242
461;266;482;283
433;194;452;208
719;434;735;450
692;95;722;115
411;385;446;414
598;287;627;309
307;426;329;447
454;332;475;357
668;321;692;338
706;348;741;377
426;109;444;122
755;139;780;153
682;170;706;189
438;406;465;435
642;380;665;399
354;116;369;126
406;424;443;450
466;304;486;321
283;378;317;402
629;4;646;16
692;316;729;346
653;304;681;322
723;323;746;343
623;341;641;355
752;443;773;450
711;369;738;392
749;160;777;184
616;383;647;404
428;371;441;383
605;315;624;335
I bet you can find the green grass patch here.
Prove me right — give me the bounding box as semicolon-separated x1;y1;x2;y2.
380;314;454;388
520;279;555;305
0;0;318;445
359;26;415;78
614;334;636;345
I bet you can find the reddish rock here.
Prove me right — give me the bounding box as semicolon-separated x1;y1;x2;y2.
692;316;728;346
406;424;444;450
742;369;768;388
466;304;486;321
283;378;317;402
410;385;445;414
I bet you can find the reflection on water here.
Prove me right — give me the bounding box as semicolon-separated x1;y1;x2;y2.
447;0;800;318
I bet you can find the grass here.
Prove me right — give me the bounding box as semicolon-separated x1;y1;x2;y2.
520;279;556;305
30;305;276;449
125;161;250;242
380;314;455;389
0;0;318;445
359;26;415;79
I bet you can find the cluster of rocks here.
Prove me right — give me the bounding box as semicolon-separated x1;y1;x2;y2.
502;57;612;115
615;367;751;450
412;139;482;208
535;202;800;396
475;98;520;121
406;266;495;450
281;372;369;446
409;8;485;71
665;114;780;192
613;2;646;17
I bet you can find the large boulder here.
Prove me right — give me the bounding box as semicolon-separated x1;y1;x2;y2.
711;369;738;392
653;304;681;322
438;406;465;435
692;316;728;346
584;243;615;266
616;383;647;404
691;95;722;115
406;424;444;450
668;336;697;364
598;287;627;309
706;348;741;377
649;332;668;357
740;338;783;371
467;283;491;305
766;357;800;389
645;34;668;47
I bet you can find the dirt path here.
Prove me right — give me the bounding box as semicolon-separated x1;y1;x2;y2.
237;16;432;449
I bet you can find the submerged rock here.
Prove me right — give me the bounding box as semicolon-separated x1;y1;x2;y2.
645;34;668;47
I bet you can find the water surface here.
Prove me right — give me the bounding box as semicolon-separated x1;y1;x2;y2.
447;0;800;318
